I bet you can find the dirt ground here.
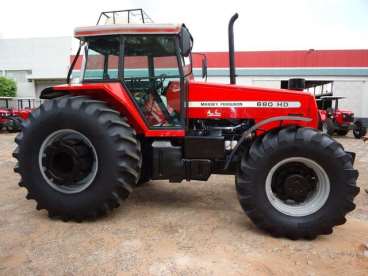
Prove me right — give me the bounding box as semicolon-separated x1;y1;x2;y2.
0;132;367;276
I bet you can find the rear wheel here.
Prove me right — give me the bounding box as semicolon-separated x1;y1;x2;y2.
353;121;367;139
6;116;23;132
13;96;142;221
236;127;359;239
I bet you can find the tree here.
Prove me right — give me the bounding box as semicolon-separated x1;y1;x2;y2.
0;76;17;97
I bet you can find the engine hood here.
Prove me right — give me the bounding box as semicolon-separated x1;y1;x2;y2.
187;81;318;123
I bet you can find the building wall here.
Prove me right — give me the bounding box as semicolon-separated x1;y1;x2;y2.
208;75;368;120
0;37;71;97
0;36;367;122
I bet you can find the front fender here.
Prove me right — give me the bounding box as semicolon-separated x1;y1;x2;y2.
225;116;312;169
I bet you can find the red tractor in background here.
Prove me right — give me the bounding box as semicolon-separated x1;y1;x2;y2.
317;96;367;138
13;9;359;240
0;97;37;132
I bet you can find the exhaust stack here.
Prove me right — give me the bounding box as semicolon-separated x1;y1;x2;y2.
228;13;239;84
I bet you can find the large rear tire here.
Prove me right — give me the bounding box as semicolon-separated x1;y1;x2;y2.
236;127;359;239
13;96;142;221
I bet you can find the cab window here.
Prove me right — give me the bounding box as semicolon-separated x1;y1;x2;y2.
83;36;119;81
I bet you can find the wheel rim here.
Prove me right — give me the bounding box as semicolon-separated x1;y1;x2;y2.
38;129;98;194
265;157;330;217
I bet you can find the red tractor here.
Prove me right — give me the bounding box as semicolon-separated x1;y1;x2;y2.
0;97;35;132
13;10;359;240
317;96;367;138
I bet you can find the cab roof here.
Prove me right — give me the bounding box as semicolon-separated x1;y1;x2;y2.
74;23;182;39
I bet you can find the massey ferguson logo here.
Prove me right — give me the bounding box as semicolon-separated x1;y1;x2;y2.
189;101;301;108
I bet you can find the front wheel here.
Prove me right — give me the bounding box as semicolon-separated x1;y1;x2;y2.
353;121;367;139
236;127;359;239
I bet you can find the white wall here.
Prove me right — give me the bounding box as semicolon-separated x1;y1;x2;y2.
204;75;368;120
0;37;71;97
333;79;368;118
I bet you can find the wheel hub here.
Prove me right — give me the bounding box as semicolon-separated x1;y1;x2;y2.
266;157;330;217
272;162;317;203
39;129;98;194
283;174;312;202
44;138;93;185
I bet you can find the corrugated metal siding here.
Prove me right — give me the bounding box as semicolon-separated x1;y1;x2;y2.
192;50;368;68
71;49;368;69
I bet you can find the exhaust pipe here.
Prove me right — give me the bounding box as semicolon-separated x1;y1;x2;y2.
228;13;239;85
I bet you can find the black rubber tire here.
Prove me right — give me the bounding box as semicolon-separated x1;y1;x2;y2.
6;116;23;133
322;118;335;136
135;140;152;187
136;175;150;187
13;95;142;221
236;127;359;240
353;121;367;139
336;129;349;136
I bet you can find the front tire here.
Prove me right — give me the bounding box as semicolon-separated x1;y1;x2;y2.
353;121;367;139
13;96;142;221
236;127;359;239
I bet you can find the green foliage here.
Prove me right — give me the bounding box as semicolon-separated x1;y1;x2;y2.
0;76;17;97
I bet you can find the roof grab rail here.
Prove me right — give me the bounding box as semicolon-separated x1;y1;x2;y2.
96;9;153;25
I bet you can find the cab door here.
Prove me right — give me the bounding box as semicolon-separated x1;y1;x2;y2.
121;35;185;130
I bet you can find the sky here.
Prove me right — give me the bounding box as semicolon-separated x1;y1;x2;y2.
0;0;367;52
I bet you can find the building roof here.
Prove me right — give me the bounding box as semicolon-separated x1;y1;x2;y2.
74;24;182;39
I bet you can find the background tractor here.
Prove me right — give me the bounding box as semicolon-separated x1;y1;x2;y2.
13;9;359;240
317;96;367;138
0;97;38;132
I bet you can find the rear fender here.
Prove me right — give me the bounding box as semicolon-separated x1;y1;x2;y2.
40;83;148;134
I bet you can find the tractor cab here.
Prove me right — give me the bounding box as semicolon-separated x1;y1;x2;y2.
73;9;194;128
